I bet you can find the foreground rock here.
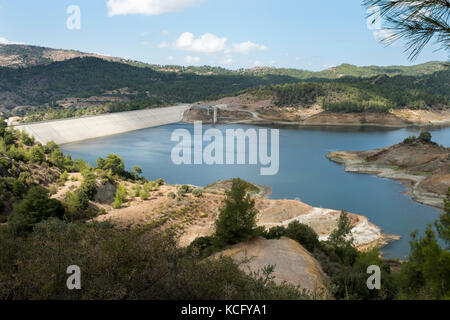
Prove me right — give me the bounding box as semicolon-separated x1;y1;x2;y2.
211;237;328;296
327;140;450;208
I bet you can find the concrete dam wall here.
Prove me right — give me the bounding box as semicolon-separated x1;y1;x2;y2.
14;105;189;145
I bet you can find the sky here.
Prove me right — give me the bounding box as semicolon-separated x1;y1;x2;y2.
0;0;448;71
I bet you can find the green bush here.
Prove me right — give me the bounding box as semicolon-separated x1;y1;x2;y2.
178;185;191;196
64;189;90;220
418;131;432;143
285;221;319;252
168;192;176;199
139;188;150;200
112;184;128;209
264;226;287;239
403;136;417;144
192;188;203;197
8;186;64;236
80;171;97;200
155;178;165;186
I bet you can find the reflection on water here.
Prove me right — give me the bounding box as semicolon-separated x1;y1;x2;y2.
62;124;449;259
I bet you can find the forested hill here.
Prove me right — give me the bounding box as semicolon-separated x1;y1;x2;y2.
0;57;300;113
246;68;450;113
0;48;448;116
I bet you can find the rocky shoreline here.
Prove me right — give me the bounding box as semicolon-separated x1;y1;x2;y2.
326;143;449;209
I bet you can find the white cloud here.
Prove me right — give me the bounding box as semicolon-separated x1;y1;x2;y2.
232;41;267;54
107;0;205;16
219;55;233;65
167;56;175;61
0;37;22;45
175;32;227;54
373;29;395;43
185;55;200;64
158;41;169;48
161;29;169;35
253;60;263;67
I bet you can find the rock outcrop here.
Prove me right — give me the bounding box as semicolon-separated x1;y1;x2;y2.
211;237;328;296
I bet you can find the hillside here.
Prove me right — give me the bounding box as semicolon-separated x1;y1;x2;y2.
0;44;447;122
0;57;302;116
1;44;446;77
0;44;125;68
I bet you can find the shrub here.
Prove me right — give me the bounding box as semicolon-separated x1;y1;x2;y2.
264;226;287;239
29;146;45;164
285;221;319;252
64;189;90;220
178;185;191;197
168;192;176;199
155;178;165;186
8;186;64;235
418;131;432;143
192;188;203;197
187;236;219;258
112;184;128;209
139;188;150;200
403;136;417;145
80;171;97;200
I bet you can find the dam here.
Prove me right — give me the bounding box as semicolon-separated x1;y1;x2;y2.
14;105;190;145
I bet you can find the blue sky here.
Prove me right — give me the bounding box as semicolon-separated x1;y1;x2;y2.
0;0;448;70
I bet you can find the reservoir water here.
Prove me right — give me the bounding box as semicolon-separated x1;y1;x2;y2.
61;124;450;259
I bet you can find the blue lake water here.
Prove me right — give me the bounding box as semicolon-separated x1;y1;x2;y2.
61;124;450;259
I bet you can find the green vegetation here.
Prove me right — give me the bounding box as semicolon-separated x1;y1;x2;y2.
249;68;449;113
402;131;436;145
395;189;450;299
0;220;308;299
8;186;64;236
0;54;447;118
214;178;261;246
112;184;128;209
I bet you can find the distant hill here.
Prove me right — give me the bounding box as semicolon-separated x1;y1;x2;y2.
0;44;446;78
0;44;128;68
0;44;447;117
0;57;301;115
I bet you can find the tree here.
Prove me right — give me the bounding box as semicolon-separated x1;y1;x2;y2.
435;188;450;246
96;154;125;176
214;178;260;245
0;118;7;137
131;165;142;179
8;186;64;235
29;146;45;164
328;211;354;247
396;192;450;299
418;131;432;143
364;0;450;60
80;171;97;201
